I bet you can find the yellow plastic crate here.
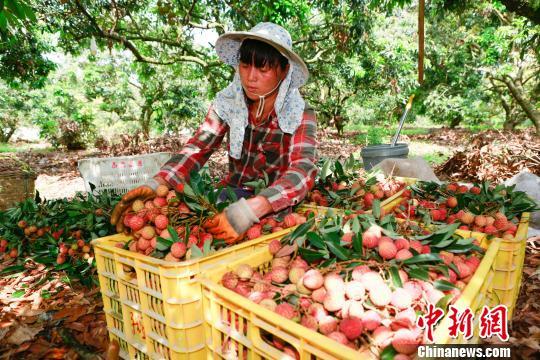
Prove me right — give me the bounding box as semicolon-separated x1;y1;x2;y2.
200;231;500;358
200;247;372;359
92;229;293;360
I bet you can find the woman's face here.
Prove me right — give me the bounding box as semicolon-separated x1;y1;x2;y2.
238;61;289;101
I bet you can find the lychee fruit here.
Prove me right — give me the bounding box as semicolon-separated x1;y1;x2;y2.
351;265;370;280
339;317;363;340
300;315;318;331
395;238;410;250
271;266;289;283
311;287;327;303
154;214;169;230
259;299;277;311
362;225;382;248
283;214;297;228
372;326;393;347
341;232;353;245
341;300;364;318
360;271;384;291
446;197;458;208
391;288;413;309
474;215;487;227
361;309;382;331
409;240;423;254
378;240;397;260
246;225;262;240
129;216;145;231
303;269;324;290
141;226;155;240
156;185;169;197
323;292;346;312
318;315;338;335
344;281;365;300
221;272;239;290
235;264;254;280
396;249;413;261
170;242;186;259
275;303;299;321
456;261;472;279
132;199;145;212
461;212;475;225
324;273;345;294
268;239;281;254
392;329;419;355
369;283;392;307
288;267;305;284
153;197;167;208
328;331;348;345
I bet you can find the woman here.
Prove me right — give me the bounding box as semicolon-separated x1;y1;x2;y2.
111;22;318;244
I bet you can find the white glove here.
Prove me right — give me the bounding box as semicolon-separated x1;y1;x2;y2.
225;198;260;234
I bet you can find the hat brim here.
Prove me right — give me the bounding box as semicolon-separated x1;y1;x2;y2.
215;31;309;88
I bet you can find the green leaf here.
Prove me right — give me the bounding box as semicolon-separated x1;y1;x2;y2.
0;13;7;32
380;345;397;360
156;236;173;251
436;294;454;311
167;225;180;243
372;199;381;218
434;279;458;291
351;216;360;234
403;253;442;265
352;232;363;253
12;289;25;298
289;218;314;242
306;232;326;250
189;244;204;259
298;247;326;262
0;264;24;274
326;241;350;260
407;268;430;281
320;258;336;269
182;183;197;198
320;159;332;179
389;266;403;288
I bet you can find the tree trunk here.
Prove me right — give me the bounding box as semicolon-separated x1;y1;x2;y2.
502;76;540;134
139;107;151;140
449;116;461;128
500;0;540;25
0;126;16;143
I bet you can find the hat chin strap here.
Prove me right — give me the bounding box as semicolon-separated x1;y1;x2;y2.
248;79;283;119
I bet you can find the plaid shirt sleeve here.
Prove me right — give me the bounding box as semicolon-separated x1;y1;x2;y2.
157;106;228;189
259;107;318;212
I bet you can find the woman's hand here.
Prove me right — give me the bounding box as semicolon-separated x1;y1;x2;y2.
203;196;269;244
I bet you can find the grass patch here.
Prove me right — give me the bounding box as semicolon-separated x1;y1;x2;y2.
0;143;18;153
421;152;451;165
0;142;54;153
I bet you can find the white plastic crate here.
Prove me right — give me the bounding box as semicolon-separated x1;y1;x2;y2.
78;152;172;195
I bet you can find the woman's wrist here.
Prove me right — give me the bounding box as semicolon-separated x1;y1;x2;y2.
246;195;273;218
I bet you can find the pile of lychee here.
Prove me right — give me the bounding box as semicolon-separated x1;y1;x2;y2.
218;235;482;358
394;198;519;239
120;184;307;261
306;178;406;210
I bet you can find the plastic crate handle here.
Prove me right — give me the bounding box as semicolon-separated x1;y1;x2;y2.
249;316;301;359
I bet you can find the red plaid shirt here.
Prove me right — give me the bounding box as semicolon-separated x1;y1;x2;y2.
157;104;318;212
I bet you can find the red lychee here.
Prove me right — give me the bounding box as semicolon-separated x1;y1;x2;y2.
392;329;419;355
359;310;381;331
378;240;397;260
170;242;186;259
339;317;363;340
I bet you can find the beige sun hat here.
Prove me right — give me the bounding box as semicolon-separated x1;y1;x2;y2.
215;22;309;88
